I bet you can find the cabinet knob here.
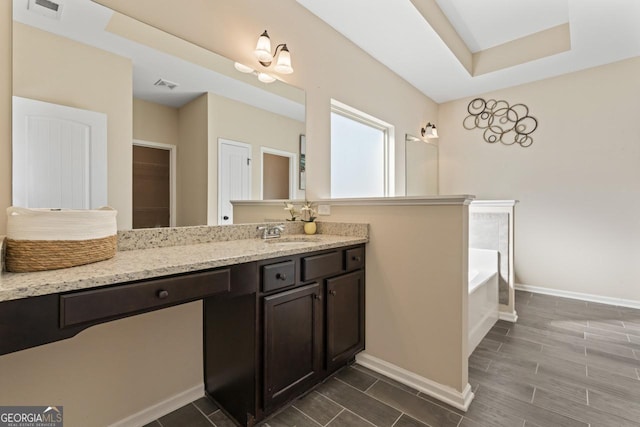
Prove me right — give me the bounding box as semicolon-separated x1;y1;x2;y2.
329;290;337;296
276;273;287;281
157;290;169;299
352;256;362;262
223;215;229;220
314;294;322;300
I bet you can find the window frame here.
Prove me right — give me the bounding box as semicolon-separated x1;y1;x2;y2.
330;99;395;198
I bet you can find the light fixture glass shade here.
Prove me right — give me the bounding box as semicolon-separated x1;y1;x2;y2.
274;45;293;74
258;73;276;83
234;62;254;73
253;31;272;64
425;124;438;138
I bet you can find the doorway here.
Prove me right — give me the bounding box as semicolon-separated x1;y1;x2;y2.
132;140;176;228
260;147;297;200
218;139;252;225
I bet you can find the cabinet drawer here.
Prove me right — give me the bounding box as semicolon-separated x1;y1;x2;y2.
262;260;296;292
60;268;230;327
302;251;342;281
345;247;364;271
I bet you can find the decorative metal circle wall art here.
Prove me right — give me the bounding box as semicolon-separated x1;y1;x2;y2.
463;98;538;147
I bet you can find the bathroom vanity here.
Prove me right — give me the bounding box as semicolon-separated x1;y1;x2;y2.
0;228;367;426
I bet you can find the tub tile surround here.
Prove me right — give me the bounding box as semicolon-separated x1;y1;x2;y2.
0;221;368;302
469;200;518;321
469;213;508;303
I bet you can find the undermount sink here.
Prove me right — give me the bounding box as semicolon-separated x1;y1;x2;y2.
263;236;321;244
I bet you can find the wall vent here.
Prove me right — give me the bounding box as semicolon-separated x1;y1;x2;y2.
154;78;179;90
27;0;64;20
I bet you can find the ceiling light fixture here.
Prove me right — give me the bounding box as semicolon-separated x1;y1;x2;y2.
234;30;294;83
421;122;438;139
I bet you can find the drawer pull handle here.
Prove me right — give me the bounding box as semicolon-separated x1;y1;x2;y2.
157;290;169;299
329;290;337;296
352;256;362;262
276;273;287;281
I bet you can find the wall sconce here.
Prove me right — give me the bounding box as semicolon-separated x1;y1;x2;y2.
234;30;293;84
421;122;438;139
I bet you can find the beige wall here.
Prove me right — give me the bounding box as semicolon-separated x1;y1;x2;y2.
439;57;640;302
177;94;209;226
0;1;10;235
12;23;133;229
133;98;179;146
94;0;438;199
0;303;203;427
234;203;469;393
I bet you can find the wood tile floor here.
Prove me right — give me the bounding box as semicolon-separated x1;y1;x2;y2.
146;291;640;426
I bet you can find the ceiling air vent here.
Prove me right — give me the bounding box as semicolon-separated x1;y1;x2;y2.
154;78;179;90
27;0;64;20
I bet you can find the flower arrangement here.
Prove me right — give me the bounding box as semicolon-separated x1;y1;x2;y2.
283;202;298;221
283;200;317;222
300;200;317;223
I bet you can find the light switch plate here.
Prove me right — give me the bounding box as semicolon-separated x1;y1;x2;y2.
318;204;331;215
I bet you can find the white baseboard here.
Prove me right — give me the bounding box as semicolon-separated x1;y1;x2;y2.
515;284;640;310
498;310;518;322
109;384;204;427
355;353;474;411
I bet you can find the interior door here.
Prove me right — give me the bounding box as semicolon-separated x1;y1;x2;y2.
218;139;251;224
132;145;170;228
12;96;107;209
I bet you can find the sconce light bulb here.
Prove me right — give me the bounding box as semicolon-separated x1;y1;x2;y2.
258;73;276;83
254;30;273;64
234;62;255;74
274;45;294;74
423;123;438;139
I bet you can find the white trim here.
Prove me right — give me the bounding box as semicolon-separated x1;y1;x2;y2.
108;384;203;427
232;195;475;207
515;283;640;310
470;200;519;207
259;146;297;200
133;139;177;227
499;310;518;322
355;353;474;411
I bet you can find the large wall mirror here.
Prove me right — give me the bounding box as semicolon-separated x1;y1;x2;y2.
405;134;438;196
12;0;305;229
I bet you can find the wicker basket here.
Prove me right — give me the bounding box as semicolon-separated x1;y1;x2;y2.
5;206;117;273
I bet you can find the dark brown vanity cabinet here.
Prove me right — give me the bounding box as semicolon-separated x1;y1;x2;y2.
263;283;322;409
259;244;366;419
326;269;365;372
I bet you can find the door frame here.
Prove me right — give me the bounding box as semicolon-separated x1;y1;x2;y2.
218;138;252;224
132;139;177;227
259;147;297;200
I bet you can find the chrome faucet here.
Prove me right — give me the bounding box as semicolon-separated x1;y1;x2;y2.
257;224;285;239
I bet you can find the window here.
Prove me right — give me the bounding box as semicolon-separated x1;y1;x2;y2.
330;100;394;198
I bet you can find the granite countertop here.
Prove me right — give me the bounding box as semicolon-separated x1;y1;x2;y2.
0;234;367;303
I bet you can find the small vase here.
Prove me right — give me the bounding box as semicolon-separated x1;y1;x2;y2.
303;221;317;235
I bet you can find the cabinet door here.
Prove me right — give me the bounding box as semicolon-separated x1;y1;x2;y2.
263;283;322;409
326;270;365;371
